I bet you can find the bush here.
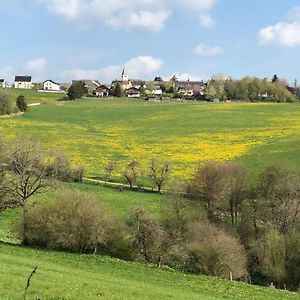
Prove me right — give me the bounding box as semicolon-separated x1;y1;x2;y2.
15;190;124;255
16;95;27;112
0;93;13;115
166;220;248;279
45;153;85;182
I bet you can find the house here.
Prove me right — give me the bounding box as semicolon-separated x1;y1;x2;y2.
14;75;33;89
94;85;110;97
0;79;5;88
126;87;140;98
43;80;60;91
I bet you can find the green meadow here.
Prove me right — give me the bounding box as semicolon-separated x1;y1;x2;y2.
1;87;64;104
1;98;300;179
1;97;300;299
1;242;299;300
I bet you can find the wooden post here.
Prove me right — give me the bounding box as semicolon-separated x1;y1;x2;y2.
230;271;233;281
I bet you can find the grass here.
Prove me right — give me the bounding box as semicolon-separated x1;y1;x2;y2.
0;87;64;104
2;98;300;179
0;242;299;300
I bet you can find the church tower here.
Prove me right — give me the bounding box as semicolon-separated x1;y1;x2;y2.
122;67;129;83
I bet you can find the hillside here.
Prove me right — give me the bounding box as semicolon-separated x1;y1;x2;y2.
1;99;300;178
1;88;64;104
0;242;299;300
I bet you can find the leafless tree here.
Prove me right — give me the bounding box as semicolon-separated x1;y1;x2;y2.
104;160;115;182
123;160;139;189
149;159;170;192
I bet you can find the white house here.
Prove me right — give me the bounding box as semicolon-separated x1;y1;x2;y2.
126;87;140;98
43;80;60;91
0;79;5;88
14;75;33;89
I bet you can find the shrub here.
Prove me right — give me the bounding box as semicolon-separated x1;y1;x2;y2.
16;95;27;112
45;153;85;182
15;190;124;255
166;220;248;279
0;93;13;115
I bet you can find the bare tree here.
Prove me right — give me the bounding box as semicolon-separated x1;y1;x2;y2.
149;159;170;192
123;160;139;189
129;207;165;263
5;140;54;244
223;163;248;226
104;160;115;182
187;161;227;221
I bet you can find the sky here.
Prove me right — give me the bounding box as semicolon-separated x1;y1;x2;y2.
1;0;300;84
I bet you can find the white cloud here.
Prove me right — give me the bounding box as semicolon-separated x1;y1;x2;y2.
259;6;300;47
62;55;164;82
26;58;47;73
172;73;205;81
194;43;223;56
24;58;48;82
199;14;215;28
36;0;216;31
0;66;15;83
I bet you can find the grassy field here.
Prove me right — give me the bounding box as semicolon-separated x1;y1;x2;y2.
1;242;299;300
0;87;64;104
1;98;300;179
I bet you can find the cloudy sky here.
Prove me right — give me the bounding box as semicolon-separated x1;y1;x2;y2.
1;0;300;84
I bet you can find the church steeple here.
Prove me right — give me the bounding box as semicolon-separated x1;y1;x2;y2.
122;67;129;82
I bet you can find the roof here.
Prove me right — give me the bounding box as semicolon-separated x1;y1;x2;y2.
126;87;140;94
95;85;110;91
15;75;31;82
43;79;60;85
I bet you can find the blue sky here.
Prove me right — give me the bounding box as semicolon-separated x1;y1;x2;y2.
1;0;300;84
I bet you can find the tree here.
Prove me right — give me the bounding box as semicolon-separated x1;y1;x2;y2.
67;81;87;100
0;93;13;115
187;161;227;221
256;229;287;287
256;166;300;234
16;95;27;112
129;207;166;263
5;140;54;244
272;74;279;83
111;83;124;97
148;159;170;192
223;163;248;226
162;180;188;243
123;160;140;189
104;160;115;182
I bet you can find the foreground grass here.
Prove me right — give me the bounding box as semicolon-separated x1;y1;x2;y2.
0;243;298;300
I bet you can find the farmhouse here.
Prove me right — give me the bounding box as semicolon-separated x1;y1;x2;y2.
0;79;5;88
43;80;60;91
126;87;140;98
94;85;110;97
14;75;33;89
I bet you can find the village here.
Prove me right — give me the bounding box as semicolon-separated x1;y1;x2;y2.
0;69;207;100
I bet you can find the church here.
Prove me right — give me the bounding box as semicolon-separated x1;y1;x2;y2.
111;68;145;90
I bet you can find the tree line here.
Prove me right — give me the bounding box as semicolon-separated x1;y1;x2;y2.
205;75;297;102
1;139;300;291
